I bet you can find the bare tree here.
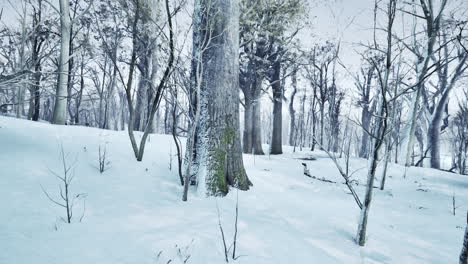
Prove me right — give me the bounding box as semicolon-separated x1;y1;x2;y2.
107;0;175;161
356;0;396;247
41;144;85;223
401;0;448;167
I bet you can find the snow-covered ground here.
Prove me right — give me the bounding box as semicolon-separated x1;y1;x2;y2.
1;116;467;264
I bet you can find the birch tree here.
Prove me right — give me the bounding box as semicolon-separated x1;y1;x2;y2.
51;0;71;124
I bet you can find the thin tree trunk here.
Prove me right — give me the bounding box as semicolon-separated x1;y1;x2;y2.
356;0;394;246
288;68;297;146
32;68;42;121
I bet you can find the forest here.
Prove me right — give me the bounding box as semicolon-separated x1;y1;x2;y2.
0;0;467;263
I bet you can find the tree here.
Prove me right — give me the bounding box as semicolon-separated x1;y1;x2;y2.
30;0;50;121
184;0;251;197
266;1;304;155
304;42;339;150
51;0;72;125
238;2;271;155
238;0;304;155
356;0;396;246
355;62;377;158
401;0;448;167
288;66;298;146
97;0;175;161
268;41;284;154
423;30;468;169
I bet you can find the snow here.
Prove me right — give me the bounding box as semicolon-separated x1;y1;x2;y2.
1;116;467;264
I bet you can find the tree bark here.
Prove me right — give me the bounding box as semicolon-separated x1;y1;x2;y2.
356;0;394;246
427;54;467;169
402;0;447;167
270;57;283;154
52;0;71;125
188;0;251;196
288;68;298;146
359;66;375;158
242;95;264;155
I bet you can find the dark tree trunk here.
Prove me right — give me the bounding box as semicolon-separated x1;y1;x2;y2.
270;58;283;154
288;68;297;146
359;108;371;158
31;2;44;122
319;103;325;148
358;66;375;158
74;57;85;124
32;67;42;121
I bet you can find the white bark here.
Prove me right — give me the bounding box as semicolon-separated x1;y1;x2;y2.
52;0;71;125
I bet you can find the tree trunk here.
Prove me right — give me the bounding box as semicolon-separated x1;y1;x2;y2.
288;68;297;146
252;99;264;154
427;108;443;169
357;0;394;246
188;0;251;196
380;139;391;190
243;96;253;153
402;0;447;167
242;96;264;155
74;61;84;124
461;211;468;264
319;103;325;148
52;0;71;125
270;58;283;154
311;88;317;151
32;69;42;121
16;5;28;118
356;93;388;246
359;105;371;158
134;74;148;131
427;54;467;169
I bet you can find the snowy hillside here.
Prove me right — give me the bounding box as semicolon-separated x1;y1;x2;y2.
1;116;467;264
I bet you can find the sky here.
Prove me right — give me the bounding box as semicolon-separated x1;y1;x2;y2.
0;0;376;67
1;0;466;113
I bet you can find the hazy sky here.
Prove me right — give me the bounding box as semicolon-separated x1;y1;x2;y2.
0;0;376;65
1;0;466;107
